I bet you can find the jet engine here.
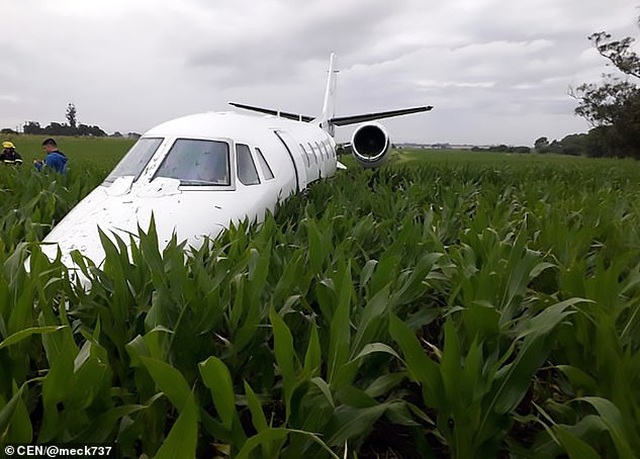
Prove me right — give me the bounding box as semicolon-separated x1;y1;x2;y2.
351;122;390;168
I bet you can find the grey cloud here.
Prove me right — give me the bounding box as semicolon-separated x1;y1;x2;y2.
1;0;638;144
185;1;409;86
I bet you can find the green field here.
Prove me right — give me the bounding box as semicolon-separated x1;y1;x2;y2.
1;135;134;174
1;138;639;458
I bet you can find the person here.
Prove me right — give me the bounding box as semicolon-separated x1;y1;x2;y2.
1;141;23;165
34;138;67;173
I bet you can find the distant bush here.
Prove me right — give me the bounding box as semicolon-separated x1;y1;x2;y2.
472;145;531;154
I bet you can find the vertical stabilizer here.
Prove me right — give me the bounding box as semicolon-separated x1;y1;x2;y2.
319;53;338;135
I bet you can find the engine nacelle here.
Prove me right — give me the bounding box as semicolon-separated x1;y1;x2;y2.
351;122;390;168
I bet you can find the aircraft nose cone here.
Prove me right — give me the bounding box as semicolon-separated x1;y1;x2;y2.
42;199;146;268
40;178;229;270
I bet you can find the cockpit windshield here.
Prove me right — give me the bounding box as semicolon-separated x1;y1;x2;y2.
103;137;163;185
153;139;230;186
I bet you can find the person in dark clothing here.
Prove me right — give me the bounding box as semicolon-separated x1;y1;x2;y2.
35;138;67;173
1;141;23;165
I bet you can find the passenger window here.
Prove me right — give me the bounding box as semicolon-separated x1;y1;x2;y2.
237;144;260;185
299;144;310;167
308;143;318;164
154;138;230;185
255;147;275;180
321;142;331;159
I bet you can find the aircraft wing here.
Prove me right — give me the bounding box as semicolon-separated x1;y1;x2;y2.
329;106;433;126
229;102;315;123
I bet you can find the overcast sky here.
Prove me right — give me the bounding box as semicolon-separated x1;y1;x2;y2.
2;0;638;145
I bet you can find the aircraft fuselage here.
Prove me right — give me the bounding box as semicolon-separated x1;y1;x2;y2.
42;111;337;266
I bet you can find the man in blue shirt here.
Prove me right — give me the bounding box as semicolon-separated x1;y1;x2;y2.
35;138;67;173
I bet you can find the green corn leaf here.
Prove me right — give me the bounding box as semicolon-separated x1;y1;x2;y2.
335;386;378;409
0;325;65;351
74;402;154;443
359;259;378;287
351;284;392;355
67;357;109;411
303;320;321;377
140;357;192;412
39;329;77;442
243;381;268;432
310;377;335;409
577;397;635;459
199;356;236;431
350;342;400;363
364;373;406;398
326;403;389;446
243;381;270;458
389;313;443;409
125;335;150;368
269;306;296;420
0;381;27;443
440;319;462;413
236;427;339;459
554;426;601;459
327;262;352;386
556;365;598;393
155;391;198;459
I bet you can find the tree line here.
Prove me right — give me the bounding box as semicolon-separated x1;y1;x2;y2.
1;103;141;138
533;132;609;157
21;120;107;137
22;103;107;137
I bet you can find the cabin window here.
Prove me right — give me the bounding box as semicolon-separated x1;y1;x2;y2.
321;142;331;159
314;144;320;163
154;139;230;185
236;144;260;186
299;144;310;167
308;143;318;164
104;137;163;184
255;147;275;180
320;142;328;160
314;142;323;160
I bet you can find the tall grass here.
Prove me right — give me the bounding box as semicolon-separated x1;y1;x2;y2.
1;149;640;457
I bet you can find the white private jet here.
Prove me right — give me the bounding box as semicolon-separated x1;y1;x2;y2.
41;54;432;267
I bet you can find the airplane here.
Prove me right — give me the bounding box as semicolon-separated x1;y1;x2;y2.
40;54;433;269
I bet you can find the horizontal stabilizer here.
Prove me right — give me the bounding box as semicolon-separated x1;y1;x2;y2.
330;106;433;126
229;102;314;122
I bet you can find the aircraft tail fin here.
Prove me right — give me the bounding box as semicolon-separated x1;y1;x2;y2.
318;53;338;134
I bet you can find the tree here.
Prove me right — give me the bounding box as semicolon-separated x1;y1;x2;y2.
534;136;550;152
66;103;77;128
572;29;640;158
23;121;43;135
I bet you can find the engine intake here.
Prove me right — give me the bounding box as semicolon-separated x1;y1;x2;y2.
351;123;390;168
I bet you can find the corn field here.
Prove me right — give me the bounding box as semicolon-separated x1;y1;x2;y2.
1;151;640;458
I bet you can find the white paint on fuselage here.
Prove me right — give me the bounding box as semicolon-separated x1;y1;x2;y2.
42;111;338;267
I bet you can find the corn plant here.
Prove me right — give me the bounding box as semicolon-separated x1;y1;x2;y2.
2;147;640;457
